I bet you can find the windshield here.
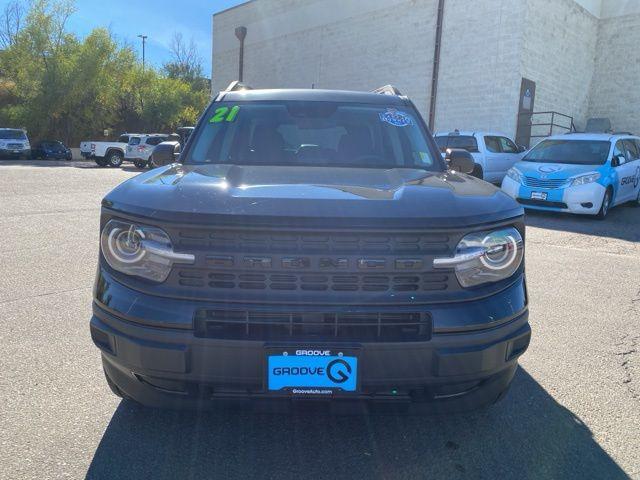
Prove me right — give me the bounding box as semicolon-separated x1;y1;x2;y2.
523;139;611;165
0;129;27;140
187;101;439;170
434;135;479;153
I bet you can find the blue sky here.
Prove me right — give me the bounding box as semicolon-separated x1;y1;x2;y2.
49;0;245;77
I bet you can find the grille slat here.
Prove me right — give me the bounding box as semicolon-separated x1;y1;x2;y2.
176;229;450;254
175;269;450;293
194;310;432;342
523;176;567;189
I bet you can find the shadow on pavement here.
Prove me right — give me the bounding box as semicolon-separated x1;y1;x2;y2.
85;368;629;479
0;159;100;168
525;206;640;243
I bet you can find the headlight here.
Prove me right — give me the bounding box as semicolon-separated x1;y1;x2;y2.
433;227;524;288
506;167;523;183
570;172;600;187
100;219;194;282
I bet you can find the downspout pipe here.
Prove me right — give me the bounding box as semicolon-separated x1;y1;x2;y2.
428;0;445;131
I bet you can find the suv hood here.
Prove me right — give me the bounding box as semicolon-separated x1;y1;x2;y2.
104;164;522;228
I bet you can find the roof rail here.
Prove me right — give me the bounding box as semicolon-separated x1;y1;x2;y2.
371;85;402;96
224;80;253;92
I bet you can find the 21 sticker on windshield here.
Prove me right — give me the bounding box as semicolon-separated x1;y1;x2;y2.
209;106;240;123
379;109;413;127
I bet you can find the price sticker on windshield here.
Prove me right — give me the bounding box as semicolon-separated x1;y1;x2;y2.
209;106;240;123
379;109;413;127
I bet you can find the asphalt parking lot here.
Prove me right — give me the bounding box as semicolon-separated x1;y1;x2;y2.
0;160;638;479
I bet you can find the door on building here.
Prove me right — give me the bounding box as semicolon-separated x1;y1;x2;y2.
515;78;536;148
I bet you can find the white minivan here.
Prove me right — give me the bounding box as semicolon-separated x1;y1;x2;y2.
434;130;526;183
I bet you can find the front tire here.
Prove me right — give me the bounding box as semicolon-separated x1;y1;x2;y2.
107;151;124;168
471;164;484;180
595;188;612;220
632;188;640;207
133;160;148;169
95;158;108;167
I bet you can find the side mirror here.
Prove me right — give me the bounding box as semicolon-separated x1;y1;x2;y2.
612;154;626;167
445;148;475;174
517;145;527;153
151;142;181;167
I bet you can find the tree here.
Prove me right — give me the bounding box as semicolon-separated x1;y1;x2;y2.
163;32;208;89
0;0;25;49
0;0;210;145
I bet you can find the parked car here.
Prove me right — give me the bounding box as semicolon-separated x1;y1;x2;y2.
90;82;530;413
502;133;640;219
434;130;526;182
0;128;31;160
148;127;194;168
125;134;170;169
80;134;137;167
31;140;72;160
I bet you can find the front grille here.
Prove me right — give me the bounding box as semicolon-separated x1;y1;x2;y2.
157;225;463;302
7;143;23;149
176;269;449;293
518;198;568;209
523;176;567;189
194;310;432;342
175;229;450;254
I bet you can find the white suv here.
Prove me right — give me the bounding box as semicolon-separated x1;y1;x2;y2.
0;128;31;160
434;131;526;183
125;134;169;169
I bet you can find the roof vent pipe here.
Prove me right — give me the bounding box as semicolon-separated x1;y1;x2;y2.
234;26;247;81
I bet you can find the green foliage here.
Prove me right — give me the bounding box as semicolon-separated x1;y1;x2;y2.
0;0;210;145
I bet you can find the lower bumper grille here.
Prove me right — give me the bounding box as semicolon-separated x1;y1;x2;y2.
194;310;432;342
518;198;568;209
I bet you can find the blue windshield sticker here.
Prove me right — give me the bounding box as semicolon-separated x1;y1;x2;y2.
379;109;413;127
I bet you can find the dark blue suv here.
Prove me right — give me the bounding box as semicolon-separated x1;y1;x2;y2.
90;83;530;413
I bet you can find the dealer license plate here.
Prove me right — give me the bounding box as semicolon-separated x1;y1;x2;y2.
531;191;547;200
267;350;358;394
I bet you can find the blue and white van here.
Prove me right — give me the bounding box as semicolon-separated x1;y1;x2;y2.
501;133;640;219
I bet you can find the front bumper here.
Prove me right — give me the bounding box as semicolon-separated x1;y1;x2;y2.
90;268;530;410
0;148;30;159
502;176;605;215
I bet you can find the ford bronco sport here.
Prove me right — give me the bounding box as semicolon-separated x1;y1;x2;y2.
90;83;530;413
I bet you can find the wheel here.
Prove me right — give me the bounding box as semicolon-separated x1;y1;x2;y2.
595;188;612;220
133;160;148;169
471;164;484;179
95;158;108;167
106;150;124;168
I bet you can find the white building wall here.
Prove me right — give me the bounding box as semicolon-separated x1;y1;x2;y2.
434;0;526;136
212;0;640;139
588;11;640;134
521;0;599;135
212;0;439;118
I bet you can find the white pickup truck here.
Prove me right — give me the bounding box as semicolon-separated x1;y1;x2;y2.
80;134;137;167
434;130;527;183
